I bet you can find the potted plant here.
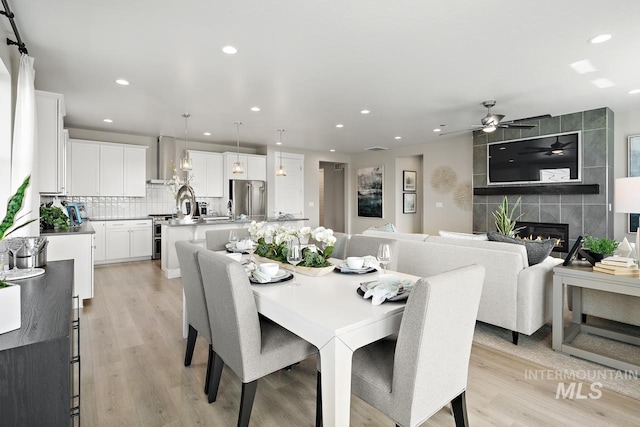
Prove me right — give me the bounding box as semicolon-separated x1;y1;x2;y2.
582;236;619;265
39;202;70;231
493;196;524;237
1;176;36;334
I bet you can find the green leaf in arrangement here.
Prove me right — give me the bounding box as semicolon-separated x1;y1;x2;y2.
0;175;31;240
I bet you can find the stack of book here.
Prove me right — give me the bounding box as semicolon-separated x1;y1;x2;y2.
593;256;640;275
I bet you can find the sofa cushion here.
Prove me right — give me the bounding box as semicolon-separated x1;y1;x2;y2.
438;230;488;241
487;231;555;266
363;229;429;241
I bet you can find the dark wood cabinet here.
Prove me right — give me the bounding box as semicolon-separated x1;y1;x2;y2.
0;260;79;426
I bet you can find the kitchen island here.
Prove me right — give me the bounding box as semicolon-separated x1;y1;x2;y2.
161;217;307;279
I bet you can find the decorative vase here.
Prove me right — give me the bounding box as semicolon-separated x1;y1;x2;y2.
253;255;335;277
0;283;21;334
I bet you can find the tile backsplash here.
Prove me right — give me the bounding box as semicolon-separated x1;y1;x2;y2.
41;184;226;219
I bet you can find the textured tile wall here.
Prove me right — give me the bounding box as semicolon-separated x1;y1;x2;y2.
472;107;614;248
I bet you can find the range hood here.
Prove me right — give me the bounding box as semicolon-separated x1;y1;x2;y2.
148;136;182;184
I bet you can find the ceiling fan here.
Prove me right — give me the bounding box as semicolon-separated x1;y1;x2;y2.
519;135;574;156
440;100;551;136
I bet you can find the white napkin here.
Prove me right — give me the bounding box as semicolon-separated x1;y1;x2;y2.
243;261;270;283
235;239;254;251
362;275;414;305
362;255;381;270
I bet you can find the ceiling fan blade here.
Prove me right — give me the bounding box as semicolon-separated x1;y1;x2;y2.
508;114;552;123
521;147;552;151
439;127;481;136
499;123;536;129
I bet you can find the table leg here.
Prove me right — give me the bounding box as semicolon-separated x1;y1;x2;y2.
319;338;353;427
552;275;563;351
571;286;583;324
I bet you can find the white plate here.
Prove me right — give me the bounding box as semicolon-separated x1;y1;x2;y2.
4;268;45;280
339;263;373;273
271;269;289;280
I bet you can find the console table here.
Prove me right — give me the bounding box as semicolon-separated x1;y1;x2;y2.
552;262;640;371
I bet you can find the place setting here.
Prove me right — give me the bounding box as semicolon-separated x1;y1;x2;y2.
334;256;378;274
245;261;294;284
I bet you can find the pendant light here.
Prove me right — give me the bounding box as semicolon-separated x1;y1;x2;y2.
232;121;244;174
276;129;287;177
180;113;192;171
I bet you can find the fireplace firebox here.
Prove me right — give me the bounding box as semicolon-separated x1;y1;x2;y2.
515;222;569;253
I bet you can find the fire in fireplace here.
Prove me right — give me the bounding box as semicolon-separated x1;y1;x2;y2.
515;222;569;253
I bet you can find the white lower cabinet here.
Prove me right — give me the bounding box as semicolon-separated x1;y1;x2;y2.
92;220;106;262
105;220;152;261
46;233;94;304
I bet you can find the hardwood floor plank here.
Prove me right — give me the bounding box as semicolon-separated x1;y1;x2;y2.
82;260;640;426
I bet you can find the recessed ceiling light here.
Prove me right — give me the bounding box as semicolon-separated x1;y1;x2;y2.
508;159;514;163
570;60;597;74
629;89;640;95
203;132;211;136
250;106;260;112
276;141;282;145
433;128;441;133
360;109;370;114
394;136;402;140
103;119;113;123
115;79;129;86
589;34;612;44
336;124;344;128
330;149;336;152
222;45;238;54
591;78;615;89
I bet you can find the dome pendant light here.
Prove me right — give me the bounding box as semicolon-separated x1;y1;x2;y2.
232;121;244;174
180;113;192;171
276;129;287;177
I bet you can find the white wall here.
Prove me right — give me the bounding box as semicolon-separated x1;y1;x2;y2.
613;107;640;241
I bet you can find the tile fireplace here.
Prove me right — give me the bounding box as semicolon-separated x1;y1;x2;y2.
515;221;569;253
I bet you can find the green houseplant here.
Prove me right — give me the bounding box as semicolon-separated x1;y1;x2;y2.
39;202;70;231
492;196;524;237
584;236;618;257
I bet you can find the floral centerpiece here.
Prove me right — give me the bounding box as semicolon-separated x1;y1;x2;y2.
249;221;337;274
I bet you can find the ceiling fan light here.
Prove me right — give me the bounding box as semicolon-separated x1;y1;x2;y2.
552;149;564;155
483;124;496;133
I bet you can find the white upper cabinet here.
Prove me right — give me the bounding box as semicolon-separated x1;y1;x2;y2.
68;139;147;196
188;150;223;197
36;91;67;195
247;155;267;181
69;140;100;196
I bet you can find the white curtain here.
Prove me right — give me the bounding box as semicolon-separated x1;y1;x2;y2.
10;54;37;236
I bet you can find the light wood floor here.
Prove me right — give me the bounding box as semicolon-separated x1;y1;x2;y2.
81;260;640;426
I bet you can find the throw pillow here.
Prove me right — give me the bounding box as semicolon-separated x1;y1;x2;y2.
370;223;397;233
487;231;555;265
438;230;488;241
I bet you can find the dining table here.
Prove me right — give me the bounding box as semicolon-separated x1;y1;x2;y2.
181;256;419;427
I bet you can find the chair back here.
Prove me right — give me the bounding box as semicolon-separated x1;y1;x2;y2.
197;250;262;380
330;232;349;260
346;234;399;271
392;264;484;426
205;228;250;251
175;241;212;342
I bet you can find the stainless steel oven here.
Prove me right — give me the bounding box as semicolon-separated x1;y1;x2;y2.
149;214;173;260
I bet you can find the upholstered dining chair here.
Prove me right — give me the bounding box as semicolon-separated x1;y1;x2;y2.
317;264;485;427
175;241;216;402
328;232;349;260
205;228;250;251
197;250;319;426
345;234;400;271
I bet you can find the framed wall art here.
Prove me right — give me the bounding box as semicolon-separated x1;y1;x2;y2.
403;193;416;214
403;170;417;192
628;135;640;232
357;165;384;218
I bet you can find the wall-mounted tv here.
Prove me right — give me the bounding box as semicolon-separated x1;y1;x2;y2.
487;131;581;185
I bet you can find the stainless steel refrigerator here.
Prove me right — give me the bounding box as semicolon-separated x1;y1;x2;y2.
230;180;266;220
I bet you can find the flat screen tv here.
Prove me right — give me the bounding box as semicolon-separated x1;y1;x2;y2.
487;131;581;185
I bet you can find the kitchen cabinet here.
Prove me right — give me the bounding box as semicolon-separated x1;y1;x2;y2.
69;140;100;196
36;91;67;195
93;220;106;262
248;155;267;180
188;150;223;197
105;219;152;261
46;232;94;303
225;153;248;180
223;153;267;203
68;139;147;197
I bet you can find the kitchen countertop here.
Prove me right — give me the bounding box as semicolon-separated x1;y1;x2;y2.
89;217;153;221
164;217;309;227
41;221;95;235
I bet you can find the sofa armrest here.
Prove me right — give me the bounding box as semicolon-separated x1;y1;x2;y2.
516;257;563;335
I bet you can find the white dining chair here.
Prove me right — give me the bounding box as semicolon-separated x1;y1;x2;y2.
317;264;485;427
197;250;319;426
175;241;216;401
346;235;400;271
205;228;250;251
